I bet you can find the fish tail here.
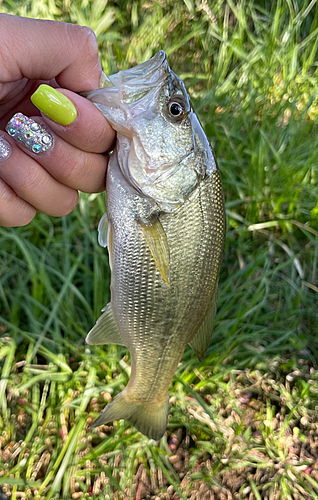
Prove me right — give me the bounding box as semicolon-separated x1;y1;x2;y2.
92;390;169;441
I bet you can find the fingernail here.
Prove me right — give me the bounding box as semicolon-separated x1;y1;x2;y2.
6;113;53;154
0;136;12;162
31;84;77;126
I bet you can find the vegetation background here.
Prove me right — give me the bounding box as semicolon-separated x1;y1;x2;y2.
0;0;318;498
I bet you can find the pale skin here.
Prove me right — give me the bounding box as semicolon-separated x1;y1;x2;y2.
0;14;116;227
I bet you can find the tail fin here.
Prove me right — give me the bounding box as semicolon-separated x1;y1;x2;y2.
92;390;169;441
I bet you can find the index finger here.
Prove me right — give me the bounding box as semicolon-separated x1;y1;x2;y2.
0;14;102;91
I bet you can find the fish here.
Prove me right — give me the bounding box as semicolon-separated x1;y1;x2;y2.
84;51;226;440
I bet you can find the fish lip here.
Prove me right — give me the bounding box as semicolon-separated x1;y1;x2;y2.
109;51;167;86
80;51;169;103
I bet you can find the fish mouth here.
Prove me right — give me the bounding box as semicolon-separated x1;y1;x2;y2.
108;51;168;87
81;51;169;112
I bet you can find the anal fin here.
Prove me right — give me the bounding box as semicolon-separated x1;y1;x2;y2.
86;303;126;346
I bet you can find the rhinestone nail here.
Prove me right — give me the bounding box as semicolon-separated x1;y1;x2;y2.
5;113;53;154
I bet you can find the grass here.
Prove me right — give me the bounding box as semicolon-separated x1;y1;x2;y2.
1;0;318;498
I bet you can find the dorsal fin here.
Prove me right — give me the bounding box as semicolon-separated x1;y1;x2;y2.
189;296;218;361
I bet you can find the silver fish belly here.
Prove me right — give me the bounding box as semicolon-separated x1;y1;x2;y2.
84;51;226;440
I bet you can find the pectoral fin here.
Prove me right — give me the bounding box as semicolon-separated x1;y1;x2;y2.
86;303;126;346
140;217;170;285
98;212;108;248
189;296;218;361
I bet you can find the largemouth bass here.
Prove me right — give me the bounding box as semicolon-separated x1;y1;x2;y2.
85;51;225;440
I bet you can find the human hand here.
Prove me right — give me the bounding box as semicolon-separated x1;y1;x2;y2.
0;14;115;227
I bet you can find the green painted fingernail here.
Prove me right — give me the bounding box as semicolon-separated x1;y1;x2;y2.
31;85;77;126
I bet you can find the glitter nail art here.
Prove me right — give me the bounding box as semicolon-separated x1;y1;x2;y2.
5;113;53;154
0;136;12;161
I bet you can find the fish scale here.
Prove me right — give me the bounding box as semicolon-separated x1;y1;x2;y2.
84;51;226;440
117;171;221;397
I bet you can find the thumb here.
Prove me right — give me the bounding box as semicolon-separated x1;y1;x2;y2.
0;14;102;92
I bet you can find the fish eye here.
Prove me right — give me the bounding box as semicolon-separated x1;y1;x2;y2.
164;96;189;122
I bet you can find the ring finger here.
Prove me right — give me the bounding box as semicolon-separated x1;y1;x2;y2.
5;113;109;193
0;131;79;219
